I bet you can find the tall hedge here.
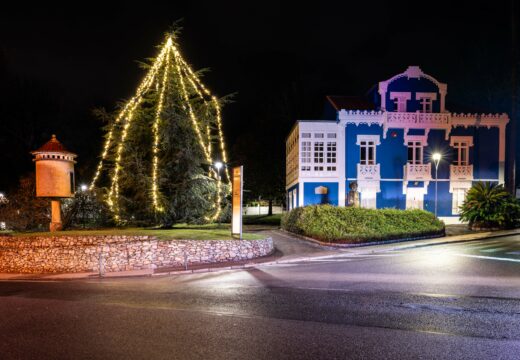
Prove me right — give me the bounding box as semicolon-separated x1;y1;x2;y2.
281;205;445;243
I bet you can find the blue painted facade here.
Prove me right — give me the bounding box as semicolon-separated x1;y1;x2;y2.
286;66;509;221
303;182;339;206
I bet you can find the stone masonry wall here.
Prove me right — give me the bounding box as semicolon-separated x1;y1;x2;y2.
0;235;274;274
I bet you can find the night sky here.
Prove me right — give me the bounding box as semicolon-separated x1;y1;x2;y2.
0;1;517;197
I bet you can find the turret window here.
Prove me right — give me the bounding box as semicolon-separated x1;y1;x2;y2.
390;92;411;112
416;92;437;113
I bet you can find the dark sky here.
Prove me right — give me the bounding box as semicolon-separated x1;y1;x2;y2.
0;1;517;193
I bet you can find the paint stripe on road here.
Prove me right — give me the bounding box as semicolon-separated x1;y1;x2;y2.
454;254;520;263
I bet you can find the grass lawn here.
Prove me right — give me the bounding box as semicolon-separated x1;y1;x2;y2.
3;224;263;241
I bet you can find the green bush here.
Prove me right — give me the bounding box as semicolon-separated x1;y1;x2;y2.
459;182;520;229
281;205;445;243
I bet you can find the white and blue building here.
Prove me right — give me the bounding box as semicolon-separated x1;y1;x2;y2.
286;66;510;223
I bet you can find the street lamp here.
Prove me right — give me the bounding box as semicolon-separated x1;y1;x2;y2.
214;162;224;225
214;161;223;181
432;153;442;217
80;184;88;192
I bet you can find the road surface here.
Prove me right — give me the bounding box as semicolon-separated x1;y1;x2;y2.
1;231;520;359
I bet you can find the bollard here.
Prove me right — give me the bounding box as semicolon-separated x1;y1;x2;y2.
184;251;188;271
98;252;105;277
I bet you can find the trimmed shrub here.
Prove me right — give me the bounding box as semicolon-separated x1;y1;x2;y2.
281;205;445;243
459;182;520;229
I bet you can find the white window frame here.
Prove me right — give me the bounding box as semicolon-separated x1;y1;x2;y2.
407;141;423;164
299;128;338;176
301;141;312;168
450;136;473;166
314;142;324;164
405;135;427;165
356;135;380;166
416;92;437;113
390;92;411;112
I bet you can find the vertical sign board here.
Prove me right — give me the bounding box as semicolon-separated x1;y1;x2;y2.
232;166;243;239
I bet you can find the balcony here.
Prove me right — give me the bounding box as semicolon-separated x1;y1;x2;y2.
386;112;450;129
450;165;473;181
357;164;380;181
404;163;432;181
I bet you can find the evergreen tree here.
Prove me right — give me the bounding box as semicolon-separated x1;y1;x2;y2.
91;30;230;226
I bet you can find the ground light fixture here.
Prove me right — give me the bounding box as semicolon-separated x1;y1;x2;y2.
432;153;442;217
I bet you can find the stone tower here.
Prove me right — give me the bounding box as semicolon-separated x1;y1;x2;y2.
32;135;77;231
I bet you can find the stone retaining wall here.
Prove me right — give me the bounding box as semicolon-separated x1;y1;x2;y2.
0;235;274;274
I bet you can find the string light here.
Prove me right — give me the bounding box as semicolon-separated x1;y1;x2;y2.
90;34;230;222
151;40;172;212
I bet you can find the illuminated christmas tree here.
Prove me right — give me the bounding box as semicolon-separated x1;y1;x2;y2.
90;31;229;225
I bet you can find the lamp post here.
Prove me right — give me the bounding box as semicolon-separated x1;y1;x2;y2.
214;161;223;224
432;153;442;217
214;161;223;182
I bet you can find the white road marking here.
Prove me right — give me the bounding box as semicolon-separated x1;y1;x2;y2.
454;254;520;263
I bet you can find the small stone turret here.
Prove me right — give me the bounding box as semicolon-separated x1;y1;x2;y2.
32;135;77;231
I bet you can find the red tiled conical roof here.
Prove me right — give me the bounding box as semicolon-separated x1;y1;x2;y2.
32;135;75;154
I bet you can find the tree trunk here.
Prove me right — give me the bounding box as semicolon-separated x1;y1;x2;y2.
268;199;273;216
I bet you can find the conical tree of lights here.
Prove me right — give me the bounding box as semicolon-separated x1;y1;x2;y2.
90;32;230;224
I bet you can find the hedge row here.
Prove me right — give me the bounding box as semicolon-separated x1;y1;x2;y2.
281;205;445;243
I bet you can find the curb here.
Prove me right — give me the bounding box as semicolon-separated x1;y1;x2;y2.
277;228;520;251
277;229;446;249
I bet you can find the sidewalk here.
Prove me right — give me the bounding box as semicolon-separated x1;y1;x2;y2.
1;228;519;281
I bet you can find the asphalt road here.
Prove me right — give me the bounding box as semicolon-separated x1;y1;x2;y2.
1;231;520;359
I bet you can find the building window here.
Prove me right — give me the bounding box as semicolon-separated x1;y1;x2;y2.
407;141;423;164
314;166;324;171
390;92;411;112
419;98;433;113
416;92;437;113
301;166;311;172
360;141;376;165
327;133;337;138
314;142;324;163
314;133;324;138
302;133;311;138
452;141;470;165
326;166;337;171
326;142;336;164
452;188;467;214
394;98;407;112
301;141;311;164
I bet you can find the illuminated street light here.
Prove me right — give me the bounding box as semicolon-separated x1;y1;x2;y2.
214;161;223;170
80;184;88;192
432;153;442;217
